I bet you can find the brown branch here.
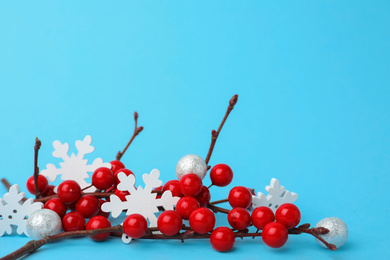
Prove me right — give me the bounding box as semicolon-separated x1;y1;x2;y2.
1;178;11;190
207;204;230;214
289;225;336;251
33;138;41;199
1;225;124;260
205;95;238;166
116;111;143;161
209;198;229;205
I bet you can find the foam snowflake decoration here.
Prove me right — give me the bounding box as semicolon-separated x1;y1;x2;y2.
0;184;43;236
252;178;298;212
102;169;180;243
40;135;111;192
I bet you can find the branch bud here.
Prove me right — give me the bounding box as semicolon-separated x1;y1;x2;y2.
229;94;238;107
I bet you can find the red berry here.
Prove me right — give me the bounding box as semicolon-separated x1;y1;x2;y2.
262;222;288;248
123;214;148;239
157;210;183;236
194;186;211;207
92;167;115;190
42;185;56;197
44;198;67;218
62;212;85;232
210;164;233;187
175;196;200;220
251;207;275;230
179;174;202;196
114;168;135;186
189;207;215;234
110;160;125;174
115;189;130;201
26;175;48;195
210;227;235;252
97;199;110;218
275;203;301;229
86;216;111;241
228;186;252;208
57;180;81;204
227;207;251;230
76;195;100;218
163;180;183;197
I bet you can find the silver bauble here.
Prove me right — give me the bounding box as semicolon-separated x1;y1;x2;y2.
315;217;348;249
175;154;207;180
26;209;62;240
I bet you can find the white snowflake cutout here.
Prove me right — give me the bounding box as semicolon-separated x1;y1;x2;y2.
40;135;111;192
252;178;298;212
102;169;180;243
0;184;43;236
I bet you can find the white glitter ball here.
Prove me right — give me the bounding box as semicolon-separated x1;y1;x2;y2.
26;209;62;240
315;217;348;249
175;154;207;180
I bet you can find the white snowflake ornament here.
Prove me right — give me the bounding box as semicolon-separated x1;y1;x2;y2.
102;169;180;243
40;135;111;192
252;178;298;213
0;184;43;236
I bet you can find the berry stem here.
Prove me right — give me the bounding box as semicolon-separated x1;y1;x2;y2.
204;95;238;166
207;203;230;214
81;184;93;192
116;111;144;161
209;198;229;205
33;138;41;199
289;225;337;251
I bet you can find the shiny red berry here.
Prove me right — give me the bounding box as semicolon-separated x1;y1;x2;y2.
114;168;135;187
210;164;233;187
115;189;130;201
44;198;67;218
179;174;202;196
194;186;211;207
57;180;81;204
251;206;275;230
275;203;301;229
123;214;148;239
26;175;48;195
210;227;235;252
163;180;183;197
92;167;115;190
262;222;288;248
110;160;125;174
42;185;56;196
175;196;200;220
86;216;112;241
227;207;251;230
228;186;252;208
157;210;183;236
189;207;215;234
62;212;85;232
76;195;100;218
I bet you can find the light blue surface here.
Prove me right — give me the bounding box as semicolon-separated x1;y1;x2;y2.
1;1;389;259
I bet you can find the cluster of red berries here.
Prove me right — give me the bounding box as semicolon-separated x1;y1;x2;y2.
26;159;134;242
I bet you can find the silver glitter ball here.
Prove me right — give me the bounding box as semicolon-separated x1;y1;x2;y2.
315;217;348;249
26;209;62;240
175;154;207;180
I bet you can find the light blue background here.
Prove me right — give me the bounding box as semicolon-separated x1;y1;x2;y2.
1;1;389;259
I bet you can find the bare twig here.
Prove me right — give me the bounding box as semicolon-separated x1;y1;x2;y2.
205;95;238;166
209;198;229;205
33;138;41;199
207;204;230;214
116;112;143;161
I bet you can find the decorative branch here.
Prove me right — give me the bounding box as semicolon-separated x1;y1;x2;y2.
1;178;11;190
205;95;238;166
116;112;143;161
33;138;41;199
207;204;230;214
1;222;336;259
209;198;229;205
0;225;124;260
